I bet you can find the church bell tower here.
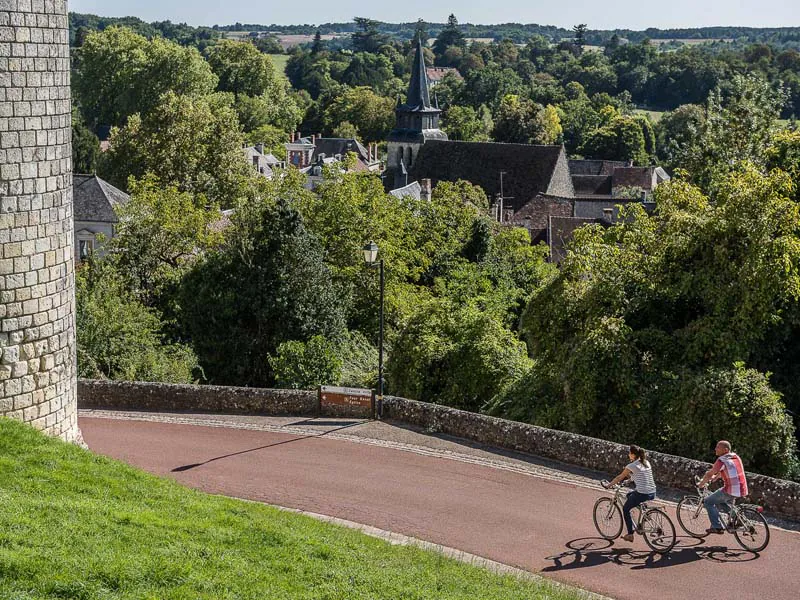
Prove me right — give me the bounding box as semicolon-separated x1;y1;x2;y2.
386;36;447;189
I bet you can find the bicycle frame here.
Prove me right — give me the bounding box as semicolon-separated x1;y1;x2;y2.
687;481;763;530
604;483;651;529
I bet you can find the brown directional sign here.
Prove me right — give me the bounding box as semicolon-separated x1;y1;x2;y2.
319;385;374;409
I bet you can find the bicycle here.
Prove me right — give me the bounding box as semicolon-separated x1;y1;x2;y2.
593;480;676;553
676;476;770;553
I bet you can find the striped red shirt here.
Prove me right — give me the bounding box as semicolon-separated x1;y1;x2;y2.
714;452;748;497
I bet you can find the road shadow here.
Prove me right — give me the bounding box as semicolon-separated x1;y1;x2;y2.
171;421;364;472
543;537;759;572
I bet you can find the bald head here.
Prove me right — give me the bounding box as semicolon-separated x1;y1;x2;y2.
715;440;732;456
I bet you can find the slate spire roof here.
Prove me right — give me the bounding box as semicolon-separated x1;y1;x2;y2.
406;36;432;110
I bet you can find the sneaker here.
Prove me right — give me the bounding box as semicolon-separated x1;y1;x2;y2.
705;527;724;535
622;533;635;542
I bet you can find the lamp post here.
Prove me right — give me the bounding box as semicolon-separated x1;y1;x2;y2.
363;241;384;418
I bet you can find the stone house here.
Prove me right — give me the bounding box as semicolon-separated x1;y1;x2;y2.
426;66;463;88
286;134;380;172
73;174;130;263
243;143;283;178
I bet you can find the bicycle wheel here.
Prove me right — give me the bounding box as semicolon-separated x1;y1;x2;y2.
641;507;676;553
593;497;623;540
676;495;709;537
733;507;770;553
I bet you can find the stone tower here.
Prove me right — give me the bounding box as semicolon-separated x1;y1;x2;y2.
0;0;81;442
386;36;447;190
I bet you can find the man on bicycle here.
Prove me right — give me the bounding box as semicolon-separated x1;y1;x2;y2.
697;440;749;535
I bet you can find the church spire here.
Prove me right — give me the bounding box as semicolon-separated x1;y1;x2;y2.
406;35;431;109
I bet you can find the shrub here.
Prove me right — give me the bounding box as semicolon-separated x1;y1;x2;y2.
662;364;797;477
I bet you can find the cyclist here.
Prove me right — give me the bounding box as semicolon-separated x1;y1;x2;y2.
697;440;748;535
605;445;657;542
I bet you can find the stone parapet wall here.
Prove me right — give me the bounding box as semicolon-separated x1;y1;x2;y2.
78;380;319;416
381;396;800;520
78;379;375;419
0;0;80;442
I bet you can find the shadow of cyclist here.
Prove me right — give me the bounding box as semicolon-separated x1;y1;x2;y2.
543;536;759;572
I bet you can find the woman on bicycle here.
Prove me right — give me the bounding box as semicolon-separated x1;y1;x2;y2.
606;445;657;542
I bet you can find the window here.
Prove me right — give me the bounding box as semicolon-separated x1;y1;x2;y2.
79;239;94;261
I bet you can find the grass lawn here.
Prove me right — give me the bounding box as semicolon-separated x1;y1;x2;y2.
268;54;290;76
0;419;583;599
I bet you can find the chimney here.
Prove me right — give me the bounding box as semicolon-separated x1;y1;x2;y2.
602;207;614;223
312;134;317;144
420;178;432;201
255;142;264;155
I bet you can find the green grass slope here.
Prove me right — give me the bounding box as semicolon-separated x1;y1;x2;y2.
0;419;581;599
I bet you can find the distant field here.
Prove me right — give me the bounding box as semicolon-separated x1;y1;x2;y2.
636;109;666;122
269;54;290;75
652;38;734;45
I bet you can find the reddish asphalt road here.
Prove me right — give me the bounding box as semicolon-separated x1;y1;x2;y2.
81;417;800;600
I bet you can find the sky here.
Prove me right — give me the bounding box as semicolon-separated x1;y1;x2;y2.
69;0;800;30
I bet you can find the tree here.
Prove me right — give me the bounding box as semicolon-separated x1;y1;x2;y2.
580;115;648;164
492;95;562;145
311;30;324;55
331;121;359;139
252;36;284;55
683;74;787;191
72;111;100;174
99;92;250;206
322;87;395;142
655;103;706;171
204;39;279;97
572;24;588;54
340;52;395;91
352;17;387;53
179;198;347;387
269;336;343;389
106;175;223;314
433;14;466;64
388;300;533;412
442;105;493;141
73;26;217;127
76;260;198;384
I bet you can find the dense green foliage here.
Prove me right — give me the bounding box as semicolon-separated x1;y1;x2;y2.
489;164;800;477
73;27;217;127
0;419;581;599
99;92;250;206
76;262;198;383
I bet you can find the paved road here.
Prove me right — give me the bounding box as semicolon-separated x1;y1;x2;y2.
80;416;800;600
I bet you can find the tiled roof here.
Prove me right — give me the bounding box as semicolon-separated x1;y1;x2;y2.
313;138;372;164
389;181;422;200
612;167;657;190
410;141;574;210
572;174;613;196
426;67;463;82
73;174;129;223
569;159;628;176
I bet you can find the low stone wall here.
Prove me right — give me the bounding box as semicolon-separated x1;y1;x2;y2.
76;380;800;519
382;396;800;520
78;379;375;418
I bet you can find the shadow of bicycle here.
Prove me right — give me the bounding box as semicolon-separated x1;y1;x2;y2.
543;537;759;572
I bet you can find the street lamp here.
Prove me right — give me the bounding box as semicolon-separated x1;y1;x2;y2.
363;241;384;418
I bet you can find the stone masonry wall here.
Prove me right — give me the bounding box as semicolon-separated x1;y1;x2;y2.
78;380;373;419
381;396;800;520
0;0;80;442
